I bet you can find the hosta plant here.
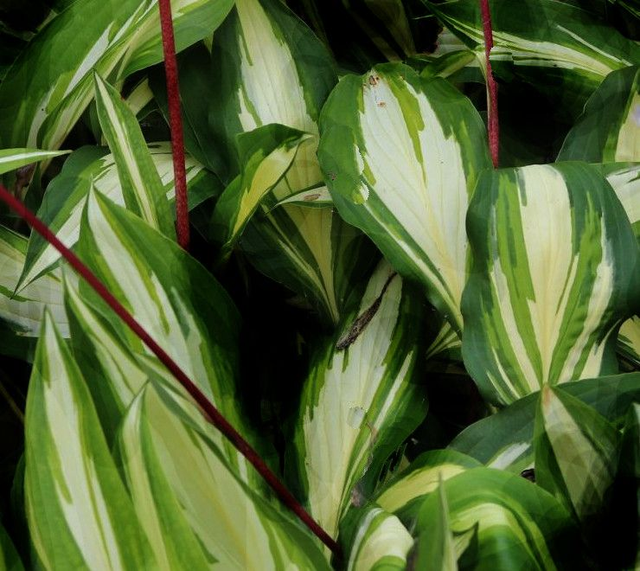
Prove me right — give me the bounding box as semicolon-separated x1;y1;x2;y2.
0;0;638;569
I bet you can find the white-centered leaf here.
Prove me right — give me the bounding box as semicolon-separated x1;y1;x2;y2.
290;260;427;538
0;148;70;175
462;163;639;405
24;311;155;569
318;63;491;333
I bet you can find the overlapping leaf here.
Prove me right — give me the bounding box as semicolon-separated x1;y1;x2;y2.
19;143;218;288
0;520;23;571
450;373;640;473
425;0;640;112
210;124;312;262
319;63;491;333
462;163;639;405
618;315;640;367
414;468;584;570
0;148;69;176
118;381;331;570
0;225;69;339
0;0;234;151
534;386;619;523
209;0;369;324
340;506;413;571
74;189;255;471
93;72;174;238
289;261;427;538
24;311;154;569
557;66;639;162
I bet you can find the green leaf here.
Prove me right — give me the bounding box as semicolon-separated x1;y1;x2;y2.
0;0;234;150
19;143;219;288
289;261;427;538
24;310;154;569
63;275;150;440
557;66;640;162
74;189;257;473
318;63;491;333
93;72;174;239
411;479;458;571
414;468;585;570
374;449;482;521
211;124;313;261
209;0;368;324
425;0;640;113
598;162;640;242
273;185;333;209
0;225;69;338
449;373;640;473
340;506;413;571
118;380;331;570
0;148;70;175
534;386;619;523
0;520;24;571
462;163;639;405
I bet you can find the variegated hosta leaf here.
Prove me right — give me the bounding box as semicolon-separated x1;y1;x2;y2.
118;381;331;570
373;449;482;522
534;386;619;523
25;310;154;569
19;142;218;288
274;185;333;209
414;468;584;570
449;373;640;474
462;163;639;406
318;63;491;333
290;261;427;538
618;315;640;367
64;276;150;439
74;189;256;472
557;66;639;163
0;0;234;151
425;0;640;111
211;124;312;261
93;72;174;238
0;520;24;571
0;148;70;175
599;163;640;242
0;225;69;338
426;320;462;361
411;480;458;571
209;0;368;324
340;506;413;571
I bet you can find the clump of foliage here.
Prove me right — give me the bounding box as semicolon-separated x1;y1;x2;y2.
0;0;638;569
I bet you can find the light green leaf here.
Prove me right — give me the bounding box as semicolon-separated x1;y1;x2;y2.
374;449;482;521
557;66;640;163
0;520;23;571
534;386;619;522
24;310;154;570
289;260;427;538
74;189;257;473
211;124;312;261
0;0;234;151
0;225;69;339
449;373;640;473
425;0;640;112
411;480;458;571
19;143;218;288
93;72;174;238
318;63;491;333
0;148;70;175
414;468;584;570
209;0;369;324
118;380;331;570
618;315;640;367
340;506;413;571
462;163;639;405
598;162;640;242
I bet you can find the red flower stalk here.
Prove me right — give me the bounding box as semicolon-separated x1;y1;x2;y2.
479;0;500;168
158;0;190;249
